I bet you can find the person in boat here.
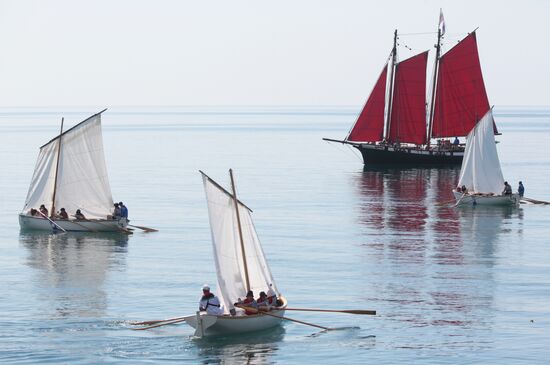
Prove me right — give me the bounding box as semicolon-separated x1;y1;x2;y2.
119;202;128;219
257;291;270;311
266;284;279;307
29;208;40;217
199;284;223;315
111;203;121;219
57;208;69;220
461;185;468;194
518;181;525;197
39;204;48;217
502;181;512;196
75;209;87;220
236;291;258;315
453;137;460;150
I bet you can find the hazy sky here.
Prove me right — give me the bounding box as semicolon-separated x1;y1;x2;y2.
0;0;548;107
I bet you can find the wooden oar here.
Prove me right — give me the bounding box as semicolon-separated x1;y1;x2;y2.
521;197;550;205
85;218;133;234
38;211;67;233
128;224;158;232
284;308;376;315
131;316;186;326
132;317;188;330
66;216;97;232
237;306;332;331
454;193;467;207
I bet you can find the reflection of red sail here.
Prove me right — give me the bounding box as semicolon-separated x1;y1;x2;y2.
388;51;428;145
432;32;491;138
347;64;388;142
386;170;428;232
357;171;385;230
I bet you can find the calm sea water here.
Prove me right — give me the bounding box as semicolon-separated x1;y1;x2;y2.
1;106;549;364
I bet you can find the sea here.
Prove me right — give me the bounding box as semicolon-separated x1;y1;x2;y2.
1;106;549;364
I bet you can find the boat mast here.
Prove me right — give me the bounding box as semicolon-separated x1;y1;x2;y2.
384;29;398;141
229;168;251;292
50;117;64;218
427;28;442;147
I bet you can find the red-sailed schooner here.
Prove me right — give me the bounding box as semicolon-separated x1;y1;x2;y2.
324;19;495;166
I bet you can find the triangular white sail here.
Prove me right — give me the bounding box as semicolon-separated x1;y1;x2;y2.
202;173;278;314
457;110;504;195
23;113;114;219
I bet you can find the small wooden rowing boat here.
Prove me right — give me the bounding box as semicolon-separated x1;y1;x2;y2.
453;109;520;207
19;110;130;232
183;170;287;337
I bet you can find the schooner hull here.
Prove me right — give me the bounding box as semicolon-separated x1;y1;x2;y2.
355;144;463;166
185;297;288;337
452;192;520;207
19;214;128;232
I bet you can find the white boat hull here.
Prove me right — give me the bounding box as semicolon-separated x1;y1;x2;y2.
453;191;520;207
184;297;288;337
18;214;128;232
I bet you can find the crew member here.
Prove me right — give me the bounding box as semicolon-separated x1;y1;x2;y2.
199;285;223;315
518;181;525;197
502;181;512;196
58;208;69;219
75;209;87;220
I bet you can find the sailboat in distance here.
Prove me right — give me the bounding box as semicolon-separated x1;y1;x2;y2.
324;14;495;166
452;109;520;207
19;110;130;232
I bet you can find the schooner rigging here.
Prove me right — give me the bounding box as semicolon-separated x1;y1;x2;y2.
324;14;495;166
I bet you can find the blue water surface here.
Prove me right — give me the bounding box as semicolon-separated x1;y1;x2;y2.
0;106;549;364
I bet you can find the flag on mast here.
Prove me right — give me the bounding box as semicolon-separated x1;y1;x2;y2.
439;9;446;35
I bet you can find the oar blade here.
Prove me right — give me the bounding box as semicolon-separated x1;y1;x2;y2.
132;318;187;330
344;309;376;315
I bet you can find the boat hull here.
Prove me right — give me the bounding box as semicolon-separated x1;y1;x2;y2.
355;144;463;166
185;297;288;337
18;214;128;232
453;191;520;207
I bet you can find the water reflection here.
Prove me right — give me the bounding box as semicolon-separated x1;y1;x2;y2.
194;326;284;365
20;232;128;318
354;167;524;344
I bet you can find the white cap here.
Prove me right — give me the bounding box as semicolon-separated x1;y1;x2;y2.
202;284;210;291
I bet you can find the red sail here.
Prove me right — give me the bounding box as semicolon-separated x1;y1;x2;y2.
432;32;490;138
388;51;428;145
347;64;387;142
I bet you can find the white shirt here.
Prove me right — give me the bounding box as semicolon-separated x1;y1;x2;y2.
199;294;223;315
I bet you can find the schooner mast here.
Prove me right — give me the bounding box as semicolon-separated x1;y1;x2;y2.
384;29;398;141
427;27;443;147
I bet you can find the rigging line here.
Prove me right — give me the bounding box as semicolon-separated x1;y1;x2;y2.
324;139;361;162
346;144;363;162
398;31;438;36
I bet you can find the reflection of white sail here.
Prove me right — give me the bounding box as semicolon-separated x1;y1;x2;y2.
20;233;128;317
202;174;278;313
23;113;114;219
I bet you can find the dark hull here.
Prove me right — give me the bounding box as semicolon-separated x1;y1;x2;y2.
355;144;463;166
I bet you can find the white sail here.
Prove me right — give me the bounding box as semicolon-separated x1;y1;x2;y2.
22;113;114;219
457;110;504;195
202;173;278;314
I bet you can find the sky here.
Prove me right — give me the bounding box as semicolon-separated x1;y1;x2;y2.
0;0;548;107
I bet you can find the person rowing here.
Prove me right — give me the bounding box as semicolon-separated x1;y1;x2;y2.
199;285;223;315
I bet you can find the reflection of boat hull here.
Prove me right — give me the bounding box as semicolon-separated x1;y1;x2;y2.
355;144;463;165
453;192;520;207
184;297;288;337
19;214;128;232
